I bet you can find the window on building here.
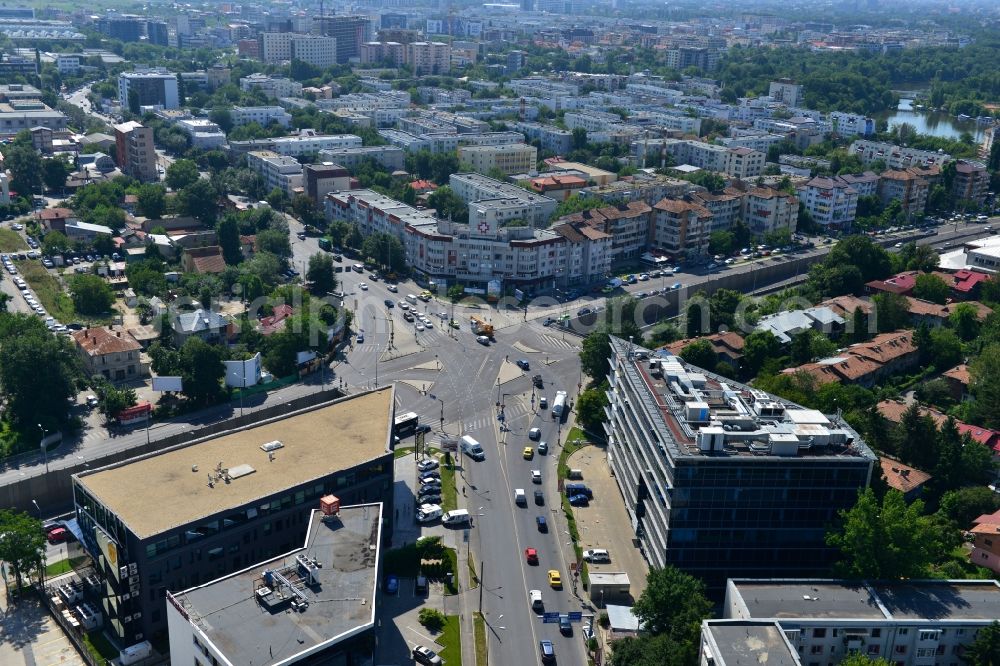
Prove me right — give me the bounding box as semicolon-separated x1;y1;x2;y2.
813;629;827;638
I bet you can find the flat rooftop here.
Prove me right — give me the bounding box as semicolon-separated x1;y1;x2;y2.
171;504;382;665
734;582;886;619
732;580;1000;622
77;389;392;540
614;338;876;461
705;622;800;666
873;581;1000;621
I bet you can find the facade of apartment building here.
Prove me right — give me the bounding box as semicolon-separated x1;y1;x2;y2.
458;143;538;175
652;197;712;258
952;159;990;206
406;41;451;74
114;121;157;183
118;70;179;110
797;176;859;229
247;150;304;196
232;106;292;128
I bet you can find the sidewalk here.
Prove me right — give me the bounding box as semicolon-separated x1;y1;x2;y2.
0;574;86;666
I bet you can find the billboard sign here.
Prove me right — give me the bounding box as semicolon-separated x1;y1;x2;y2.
152;375;183;392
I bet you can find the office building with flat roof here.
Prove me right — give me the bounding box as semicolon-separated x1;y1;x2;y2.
449;172;557;226
605;338;876;595
71;389;396;645
313;15;371;62
118;70;179;110
167;502;383;665
701;578;1000;666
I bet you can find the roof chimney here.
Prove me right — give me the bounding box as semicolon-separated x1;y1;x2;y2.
84;329;89;338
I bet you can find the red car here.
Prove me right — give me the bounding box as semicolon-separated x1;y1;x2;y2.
525;547;538;565
47;527;68;544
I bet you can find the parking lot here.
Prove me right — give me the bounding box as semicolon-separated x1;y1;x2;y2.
0;581;86;666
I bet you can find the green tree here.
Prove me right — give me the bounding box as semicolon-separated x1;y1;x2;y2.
426;185;469;223
609;634;691;666
963;621;1000;665
209;106;234;133
3;141;43;196
257;228;292;259
790;330;814;364
579;326;612;380
136;183;166;219
897;243;940;272
306;252;336;295
839;655;893;666
41;157;70;193
166;159;201;190
41;230;71;257
0;313;78;430
938;487;1000;526
827;489;943;580
741;330;782;377
217;215;242;265
927;327;963;370
913;273;951;304
576;384;609;432
361;232;406;272
680;339;717;369
0;509;45;594
894;402;941;469
708;230;734;256
179;337;225;406
970;344;1000;429
69;274;115;315
176;180;219;225
871;292;911;333
125;260;167;297
949;302;980;341
632;565;712;645
92;378;137;422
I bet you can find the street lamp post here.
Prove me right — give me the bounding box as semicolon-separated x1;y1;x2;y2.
375;345;380;388
38;423;48;473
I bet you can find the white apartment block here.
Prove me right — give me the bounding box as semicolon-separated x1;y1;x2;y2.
563;110;623;133
718;132;786;154
550;221;612;285
325;189;569;288
691;190;743;234
246;150;303;196
359;42;406;67
850;140;951;169
56;54;80;75
829;111;875;137
406;41;450;75
259;32;293;62
232;106;292;128
633;139;765;178
290;35;338;68
469;198;541;228
270;133;361;157
175;119;227;149
702;579;1000;666
630;111;702;135
458;143;538;176
725;147;766;179
239;74;303;100
449;173;558;225
768;79;804;107
797;176;859;229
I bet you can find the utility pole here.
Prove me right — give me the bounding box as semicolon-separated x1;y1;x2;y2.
478;560;484;612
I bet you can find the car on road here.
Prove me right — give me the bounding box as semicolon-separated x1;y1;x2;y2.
583;549;611;563
537;441;548;455
560;614;573;635
548;570;562;588
539;639;556;663
525;547;538;564
516;358;530;370
358;283;368;290
671;282;682;290
416;323;425;331
523;446;534;460
417;460;438;474
577;307;593;316
412;645;443;666
355;333;364;343
423;319;433;329
86;395;99;408
536;515;548;532
47;527;68;544
528;427;541;440
538;396;548;409
383;299;394;308
415;423;432;435
534;489;544;505
386;284;398;292
398;301;409;310
533;375;544;388
531;470;542;484
568;494;590;507
368;274;379;281
514;488;526;505
894;242;904;248
476;335;490;345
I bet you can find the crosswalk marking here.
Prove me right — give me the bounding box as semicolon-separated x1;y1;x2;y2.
539;334;579;351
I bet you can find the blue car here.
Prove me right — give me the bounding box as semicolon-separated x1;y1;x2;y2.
385;575;399;594
568;494;590;507
536;515;548;532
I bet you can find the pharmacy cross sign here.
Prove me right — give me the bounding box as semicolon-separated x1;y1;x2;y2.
478;222;490;233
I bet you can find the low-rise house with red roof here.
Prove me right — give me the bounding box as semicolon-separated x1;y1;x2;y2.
181;246;226;274
942;364;972;402
259;304;294;336
662;332;746;371
879;457;932;502
970;510;1000;575
71;326;145;382
903;297;992;328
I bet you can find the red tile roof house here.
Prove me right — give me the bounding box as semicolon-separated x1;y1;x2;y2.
903;297;993;328
879;457;932;502
865;270;920;296
662;332;746;371
941;363;972;402
258;304;294;336
876;399;1000;457
783;330;918;389
970;510;1000;575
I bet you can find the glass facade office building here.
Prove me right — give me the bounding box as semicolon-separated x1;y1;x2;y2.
605;337;876;595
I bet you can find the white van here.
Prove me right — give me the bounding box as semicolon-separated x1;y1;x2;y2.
529;589;543;611
442;509;470;525
461;435;485;461
416;504;442;523
406;294;418;304
514;488;526;505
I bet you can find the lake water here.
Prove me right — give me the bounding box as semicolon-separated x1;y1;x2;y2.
878;98;987;141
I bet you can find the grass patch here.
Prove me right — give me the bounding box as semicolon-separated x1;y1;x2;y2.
436;615;462;666
558;426;590;570
557;426;589;481
0;228;27;251
383;536;458;593
0;418;27;459
473;612;487;666
440;455;458;512
82;631;118;662
442;546;459;594
45;555;89;577
394;446;415;459
14;260;79;324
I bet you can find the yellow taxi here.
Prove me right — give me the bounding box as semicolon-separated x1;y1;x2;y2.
547;570;562;589
523;447;534;460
